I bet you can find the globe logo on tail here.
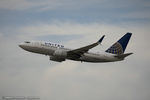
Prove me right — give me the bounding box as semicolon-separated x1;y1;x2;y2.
105;42;123;54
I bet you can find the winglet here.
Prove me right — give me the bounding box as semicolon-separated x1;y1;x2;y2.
98;35;105;43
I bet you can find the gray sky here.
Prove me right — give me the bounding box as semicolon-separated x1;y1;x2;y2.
0;0;150;100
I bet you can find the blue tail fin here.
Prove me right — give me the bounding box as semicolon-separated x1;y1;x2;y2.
105;33;132;54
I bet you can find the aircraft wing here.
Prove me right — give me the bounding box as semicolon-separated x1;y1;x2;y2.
67;35;105;59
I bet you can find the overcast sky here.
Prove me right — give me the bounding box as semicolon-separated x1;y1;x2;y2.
0;0;150;100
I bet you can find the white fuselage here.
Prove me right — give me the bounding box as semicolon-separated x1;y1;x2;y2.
19;41;123;63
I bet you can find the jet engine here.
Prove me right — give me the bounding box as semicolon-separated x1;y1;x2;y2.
49;50;67;62
53;49;67;58
50;56;66;62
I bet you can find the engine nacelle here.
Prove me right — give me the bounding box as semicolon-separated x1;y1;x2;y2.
50;56;66;62
53;49;67;58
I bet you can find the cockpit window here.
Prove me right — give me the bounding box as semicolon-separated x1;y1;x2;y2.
24;41;30;43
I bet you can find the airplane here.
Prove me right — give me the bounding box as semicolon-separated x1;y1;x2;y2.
19;33;133;63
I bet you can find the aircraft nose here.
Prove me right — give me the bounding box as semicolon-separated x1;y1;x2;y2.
19;44;22;48
18;43;24;48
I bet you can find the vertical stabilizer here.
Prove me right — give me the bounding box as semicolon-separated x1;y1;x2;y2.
105;33;132;54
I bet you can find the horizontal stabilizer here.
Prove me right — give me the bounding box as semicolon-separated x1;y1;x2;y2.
114;53;133;58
